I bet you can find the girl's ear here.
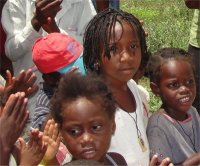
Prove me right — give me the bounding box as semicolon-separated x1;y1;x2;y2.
150;82;160;97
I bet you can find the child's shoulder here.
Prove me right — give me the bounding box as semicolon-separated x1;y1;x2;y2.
127;79;143;97
105;152;127;166
148;109;172;126
189;106;199;117
188;106;200;123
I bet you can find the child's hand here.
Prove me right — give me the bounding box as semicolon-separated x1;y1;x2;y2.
18;129;47;165
150;155;174;166
182;152;200;166
67;66;79;74
0;69;38;106
42;119;61;163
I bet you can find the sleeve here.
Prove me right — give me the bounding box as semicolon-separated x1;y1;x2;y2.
137;85;150;128
75;0;96;35
32;94;51;130
1;0;42;62
147;125;173;163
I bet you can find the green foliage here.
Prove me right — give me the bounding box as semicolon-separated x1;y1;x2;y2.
121;0;194;112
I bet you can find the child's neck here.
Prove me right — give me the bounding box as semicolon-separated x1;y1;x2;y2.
102;74;128;89
104;76;136;113
161;106;188;121
113;86;136;113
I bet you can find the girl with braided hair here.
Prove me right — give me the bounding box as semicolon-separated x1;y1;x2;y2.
82;8;172;165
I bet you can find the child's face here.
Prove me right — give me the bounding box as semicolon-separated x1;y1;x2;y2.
61;97;115;162
157;60;196;119
100;21;142;83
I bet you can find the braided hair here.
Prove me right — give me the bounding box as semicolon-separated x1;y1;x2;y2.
83;8;149;74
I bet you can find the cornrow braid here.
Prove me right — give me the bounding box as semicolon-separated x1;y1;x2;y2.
83;8;149;74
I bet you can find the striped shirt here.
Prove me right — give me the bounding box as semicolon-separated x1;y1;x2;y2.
32;83;54;130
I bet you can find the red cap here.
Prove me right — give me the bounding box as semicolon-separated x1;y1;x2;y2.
32;33;83;74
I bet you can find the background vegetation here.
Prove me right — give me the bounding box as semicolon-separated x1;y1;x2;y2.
121;0;194;112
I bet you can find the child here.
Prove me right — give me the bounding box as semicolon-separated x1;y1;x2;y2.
82;8;151;165
50;73;127;165
147;48;200;165
31;32;85;130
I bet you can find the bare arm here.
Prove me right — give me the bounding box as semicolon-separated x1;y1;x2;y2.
31;0;62;33
95;0;109;12
185;0;200;9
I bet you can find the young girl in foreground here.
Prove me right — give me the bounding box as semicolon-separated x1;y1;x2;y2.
50;73;127;165
147;48;200;165
83;8;151;165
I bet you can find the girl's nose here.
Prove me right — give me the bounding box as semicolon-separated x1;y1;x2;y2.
179;85;189;94
120;50;132;62
80;132;93;147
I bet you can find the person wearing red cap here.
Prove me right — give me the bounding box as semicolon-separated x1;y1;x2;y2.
32;32;85;131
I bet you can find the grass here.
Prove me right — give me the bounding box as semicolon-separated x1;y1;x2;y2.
121;0;193;112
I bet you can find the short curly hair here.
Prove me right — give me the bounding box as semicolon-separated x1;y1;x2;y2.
50;73;116;128
147;47;195;84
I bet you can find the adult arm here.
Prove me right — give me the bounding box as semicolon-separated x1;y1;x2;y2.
1;0;42;62
76;0;96;36
95;0;109;12
185;0;200;9
1;0;62;62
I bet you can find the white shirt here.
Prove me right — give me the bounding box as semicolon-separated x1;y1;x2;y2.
108;79;150;166
1;0;96;118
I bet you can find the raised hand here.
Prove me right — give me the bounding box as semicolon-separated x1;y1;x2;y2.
42;119;61;164
149;155;174;166
18;128;47;165
32;0;63;33
0;92;29;165
0;69;38;107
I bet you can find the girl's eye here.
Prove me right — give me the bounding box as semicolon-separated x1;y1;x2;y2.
109;44;117;53
186;79;194;85
68;128;81;136
130;44;137;50
92;125;102;132
168;82;180;89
